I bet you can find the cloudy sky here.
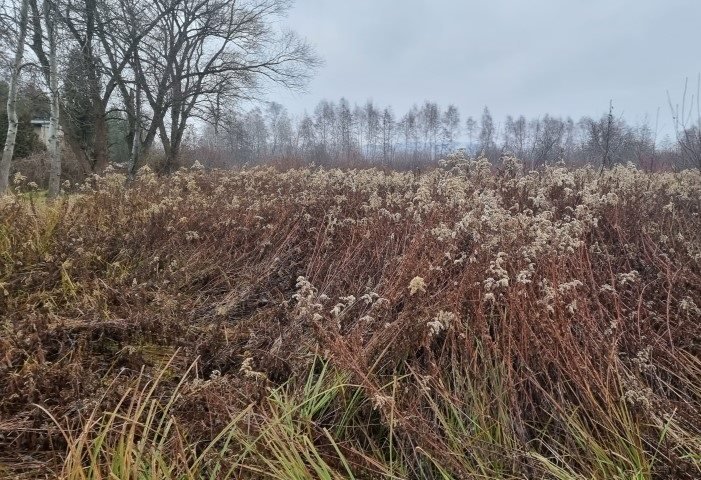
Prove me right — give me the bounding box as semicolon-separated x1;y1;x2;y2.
270;0;700;137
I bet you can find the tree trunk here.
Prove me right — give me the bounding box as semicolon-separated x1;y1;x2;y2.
85;0;109;172
47;69;61;198
0;0;29;194
158;118;185;173
157;121;170;172
92;106;109;171
46;4;61;199
127;87;141;179
63;132;94;177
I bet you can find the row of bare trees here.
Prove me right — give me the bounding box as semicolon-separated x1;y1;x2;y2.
196;98;695;171
0;0;318;195
200;99;464;167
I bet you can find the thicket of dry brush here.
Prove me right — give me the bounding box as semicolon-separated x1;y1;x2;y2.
1;154;700;479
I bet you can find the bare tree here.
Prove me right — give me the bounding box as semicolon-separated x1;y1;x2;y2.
464;116;477;155
563;117;577;161
27;0;63;197
0;0;29;194
336;98;353;160
126;83;141;178
246;107;268;162
352;103;365;156
297;112;315;160
380;106;394;165
55;0;108;171
123;0;318;171
632;112;658;171
420;101;440;160
531;114;565;168
266;102;292;157
39;0;176;175
440;104;460;155
502;115;515;154
398;106;419;159
478;106;495;159
581;101;628;172
44;0;61;197
364;100;379;159
667;76;701;170
313;99;335;159
512;115;527;160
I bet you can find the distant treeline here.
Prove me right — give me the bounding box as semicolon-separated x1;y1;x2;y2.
3;83;698;178
195;98;696;171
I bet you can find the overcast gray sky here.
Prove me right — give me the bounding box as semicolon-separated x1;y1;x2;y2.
270;0;700;137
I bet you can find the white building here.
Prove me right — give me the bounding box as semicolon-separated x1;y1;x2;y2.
30;119;63;148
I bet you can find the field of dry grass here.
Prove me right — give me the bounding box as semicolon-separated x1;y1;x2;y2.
1;154;700;479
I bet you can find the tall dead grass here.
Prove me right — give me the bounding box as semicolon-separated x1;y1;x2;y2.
0;154;700;478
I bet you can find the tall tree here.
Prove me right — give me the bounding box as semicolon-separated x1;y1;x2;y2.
267;102;292;157
441;104;460;155
364;100;380;159
667;76;701;170
380;106;394;165
245;107;268;162
581;102;628;171
478;106;495;159
512;115;527;160
531;115;565;167
420;101;440;160
62;47;97;168
126;86;141;177
27;0;63;197
0;0;29;194
465;116;477;155
55;0;110;172
398;106;419;158
127;0;319;171
337;98;353;160
297;112;315;160
352;103;365;155
313;99;335;159
44;0;61;197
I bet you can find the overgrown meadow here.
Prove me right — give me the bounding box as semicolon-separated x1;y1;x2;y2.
1;154;700;479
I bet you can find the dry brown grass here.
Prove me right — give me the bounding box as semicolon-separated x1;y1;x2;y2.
0;154;700;479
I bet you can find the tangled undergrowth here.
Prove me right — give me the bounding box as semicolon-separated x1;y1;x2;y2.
1;154;700;479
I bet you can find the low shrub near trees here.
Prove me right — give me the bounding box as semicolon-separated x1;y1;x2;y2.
1;155;700;479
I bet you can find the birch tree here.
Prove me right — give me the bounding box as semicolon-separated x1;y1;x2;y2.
478;107;495;159
297;112;315;160
440;104;460;155
420;101;439;160
126;84;141;179
337;98;353;160
313;99;335;159
465;116;477;155
380;106;394;165
28;0;62;197
398;106;419;159
0;0;29;194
